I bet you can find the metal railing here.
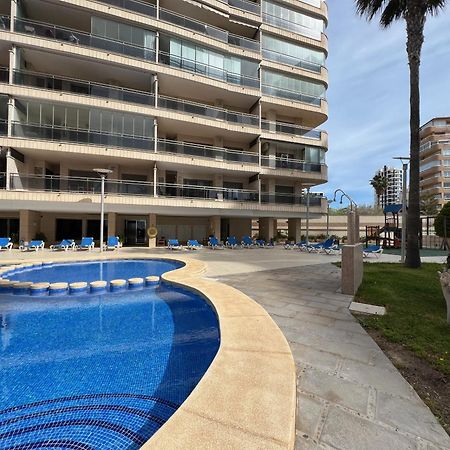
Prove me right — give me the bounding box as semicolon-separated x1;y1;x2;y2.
158;94;259;126
7;173;323;207
262;84;323;106
262;12;322;41
158;138;259;164
14;18;156;62
228;0;260;14
262;49;322;73
261;120;322;139
12;69;156;106
261;155;322;172
11;122;155;151
159;51;260;89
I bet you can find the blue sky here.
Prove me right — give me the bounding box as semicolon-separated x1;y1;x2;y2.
322;0;450;205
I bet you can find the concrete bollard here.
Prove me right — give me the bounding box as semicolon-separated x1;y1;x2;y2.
341;244;364;295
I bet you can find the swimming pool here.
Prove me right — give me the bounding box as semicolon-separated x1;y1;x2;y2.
7;259;184;284
0;260;220;449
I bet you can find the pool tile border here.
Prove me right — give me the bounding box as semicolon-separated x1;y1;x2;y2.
2;253;296;450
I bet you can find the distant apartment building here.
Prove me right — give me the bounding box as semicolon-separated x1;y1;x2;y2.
420;117;450;209
373;166;403;208
0;0;329;245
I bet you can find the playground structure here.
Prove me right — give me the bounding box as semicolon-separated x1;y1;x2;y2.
365;204;403;249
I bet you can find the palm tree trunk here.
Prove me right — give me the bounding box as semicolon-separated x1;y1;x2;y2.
405;8;425;269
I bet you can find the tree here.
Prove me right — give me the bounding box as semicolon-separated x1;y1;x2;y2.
434;201;450;238
420;193;439;216
355;0;447;269
370;174;388;208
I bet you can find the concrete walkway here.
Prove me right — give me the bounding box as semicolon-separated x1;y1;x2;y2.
218;264;450;450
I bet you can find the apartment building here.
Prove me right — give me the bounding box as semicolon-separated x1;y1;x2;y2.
373;166;403;208
420;117;450;209
0;0;328;246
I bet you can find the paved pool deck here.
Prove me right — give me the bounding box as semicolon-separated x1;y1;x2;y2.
1;246;449;449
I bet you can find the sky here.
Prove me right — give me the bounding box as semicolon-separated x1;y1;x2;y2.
322;0;450;205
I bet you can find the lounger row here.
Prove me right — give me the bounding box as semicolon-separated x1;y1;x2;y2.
167;236;275;250
0;236;122;252
284;238;340;254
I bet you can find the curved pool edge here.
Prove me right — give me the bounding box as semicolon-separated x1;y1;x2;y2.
1;254;296;450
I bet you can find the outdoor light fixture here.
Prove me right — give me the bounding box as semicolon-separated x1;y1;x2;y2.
93;168;113;253
332;188;357;210
393;156;410;263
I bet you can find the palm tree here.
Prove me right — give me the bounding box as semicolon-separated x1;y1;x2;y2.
355;0;447;268
370;174;388;208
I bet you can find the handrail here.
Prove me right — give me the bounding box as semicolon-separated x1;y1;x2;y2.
158;51;260;88
14;17;157;61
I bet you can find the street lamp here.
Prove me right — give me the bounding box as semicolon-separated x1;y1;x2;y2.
305;186;310;244
93;168;112;252
393;156;410;263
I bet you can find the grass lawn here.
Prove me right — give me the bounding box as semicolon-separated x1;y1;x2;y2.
356;263;450;375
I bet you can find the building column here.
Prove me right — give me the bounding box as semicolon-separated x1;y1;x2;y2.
209;215;221;240
288;218;302;242
148;213;157;248
259;217;275;241
19;210;41;242
107;212;117;237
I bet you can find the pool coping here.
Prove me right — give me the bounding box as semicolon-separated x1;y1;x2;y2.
1;254;296;449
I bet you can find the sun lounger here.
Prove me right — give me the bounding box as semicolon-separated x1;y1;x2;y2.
241;236;254;248
104;236;121;250
187;239;202;250
20;240;45;252
168;239;183;250
363;245;383;258
255;239;266;248
76;237;95;251
208;237;224;250
0;237;13;251
226;236;239;249
50;239;75;251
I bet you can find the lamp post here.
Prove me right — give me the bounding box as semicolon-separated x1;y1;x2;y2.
305;186;310;244
393;156;410;263
93;168;112;252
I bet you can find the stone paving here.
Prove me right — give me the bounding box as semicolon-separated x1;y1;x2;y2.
218;264;450;450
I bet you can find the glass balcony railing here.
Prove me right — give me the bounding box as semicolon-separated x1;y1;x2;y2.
262;49;322;73
158;95;259;126
262;12;322;41
158;138;259;164
11;122;155;151
261;193;323;206
262;84;323;106
101;0;157;17
228;0;260;14
0;16;10;31
0;172;6;189
14;18;156;62
261;120;322;139
12;70;156;106
0;67;8;82
261;155;322;172
159;51;260;89
0;119;7;135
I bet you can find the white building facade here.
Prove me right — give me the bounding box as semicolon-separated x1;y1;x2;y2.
374;166;403;208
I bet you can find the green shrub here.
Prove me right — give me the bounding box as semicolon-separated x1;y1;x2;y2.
434;201;450;237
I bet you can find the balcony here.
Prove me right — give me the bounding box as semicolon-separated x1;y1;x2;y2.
95;0;260;51
261;155;322;172
7;173;323;207
0;119;6;135
159;51;260;89
227;0;261;15
262;12;322;41
261;120;321;139
0;16;10;31
262;49;323;74
14;18;156;62
262;84;323;106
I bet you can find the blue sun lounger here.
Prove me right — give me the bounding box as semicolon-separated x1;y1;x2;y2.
241;236;254;248
0;237;13;251
307;238;337;254
168;239;183;250
105;236;121;250
363;245;383;258
20;240;45;252
76;237;95;251
208;237;224;250
187;239;202;250
226;236;239;249
50;239;75;251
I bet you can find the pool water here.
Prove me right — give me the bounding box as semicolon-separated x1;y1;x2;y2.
8;259;184;284
0;261;220;449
